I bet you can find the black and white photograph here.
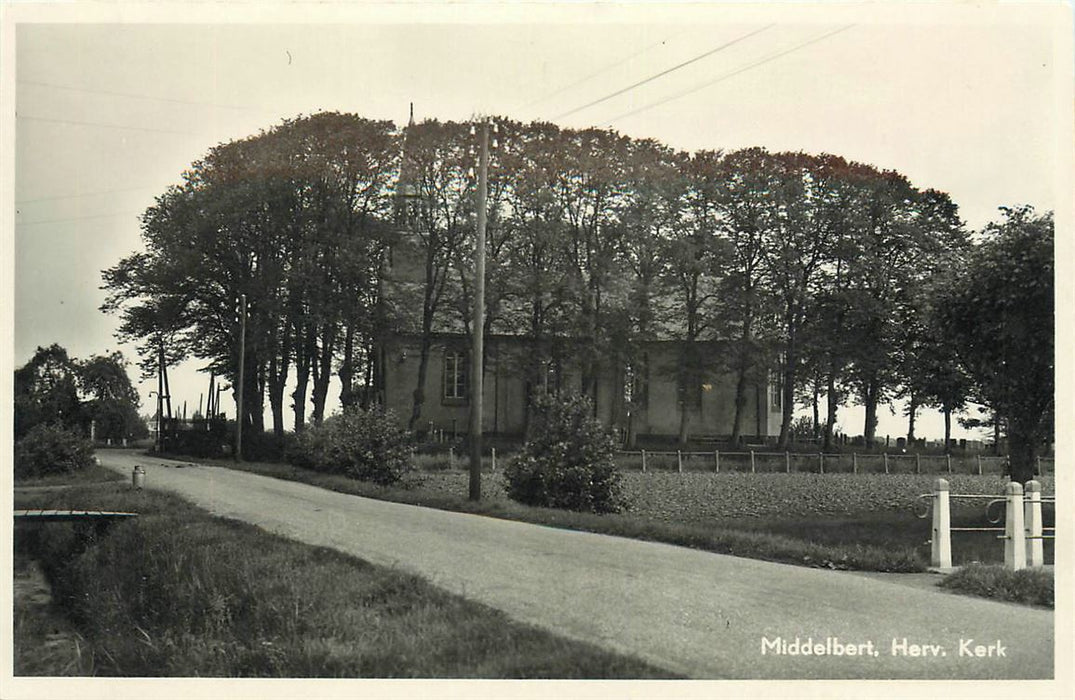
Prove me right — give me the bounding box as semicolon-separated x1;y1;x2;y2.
2;2;1070;697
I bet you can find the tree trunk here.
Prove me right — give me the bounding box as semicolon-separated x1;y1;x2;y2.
677;402;690;445
292;322;314;433
408;333;433;433
311;322;336;425
863;379;879;447
943;405;952;453
906;393;918;444
339;324;356;410
1007;425;1037;484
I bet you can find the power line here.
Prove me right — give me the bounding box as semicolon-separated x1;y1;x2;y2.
605;24;855;124
17;114;198;136
16;210;142;226
17;185;154;205
17;79;261;112
517;30;687;113
553;24;775;121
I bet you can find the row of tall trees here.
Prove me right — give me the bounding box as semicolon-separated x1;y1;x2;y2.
100;112;1053;479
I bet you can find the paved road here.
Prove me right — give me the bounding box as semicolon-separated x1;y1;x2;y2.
97;450;1053;680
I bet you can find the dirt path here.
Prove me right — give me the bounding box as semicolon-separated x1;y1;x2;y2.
97;450;1054;680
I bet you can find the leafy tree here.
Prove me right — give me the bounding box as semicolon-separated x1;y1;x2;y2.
937;206;1053;482
79;351;148;441
14;344;84;438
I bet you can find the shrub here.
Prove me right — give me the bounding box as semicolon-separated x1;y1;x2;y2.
939;563;1054;607
504;393;624;513
288;408;410;485
14;423;95;479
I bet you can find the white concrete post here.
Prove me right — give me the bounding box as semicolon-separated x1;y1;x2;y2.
750;450;756;473
449;446;455;469
1004;481;1026;571
714;450;720;473
915;453;921;474
931;478;952;570
946;454;952;474
976;454;982;475
785;451;791;473
641;449;647;473
852;452;858;474
883;452;889;474
818;453;824;474
1024;480;1044;568
491;447;497;472
677;450;683;473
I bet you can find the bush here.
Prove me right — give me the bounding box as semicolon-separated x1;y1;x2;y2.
288;408;410;485
939;563;1054;607
14;423;95;480
504;393;624;513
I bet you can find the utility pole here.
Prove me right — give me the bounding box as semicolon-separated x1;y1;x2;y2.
469;122;489;501
235;293;247;462
156;343;164;453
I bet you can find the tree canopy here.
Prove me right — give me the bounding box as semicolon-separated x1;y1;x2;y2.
100;111;1052;459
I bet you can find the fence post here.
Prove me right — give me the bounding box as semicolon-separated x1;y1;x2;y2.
449;446;455;469
1004;481;1026;571
714;450;720;473
1024;480;1044;567
410;447;416;467
946;454;952;474
750;450;756;474
1036;457;1042;476
976;454;982;476
852;452;858;474
491;447;497;472
818;452;824;474
883;452;889;474
677;450;683;473
931;477;952;570
641;449;647;473
915;453;921;474
785;451;791;473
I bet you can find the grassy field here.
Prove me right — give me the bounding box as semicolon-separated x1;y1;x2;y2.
13;483;676;678
182;453;1050;574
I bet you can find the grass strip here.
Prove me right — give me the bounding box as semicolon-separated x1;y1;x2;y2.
170;454;926;573
14;463;123;488
938;563;1054;608
14;484;678;678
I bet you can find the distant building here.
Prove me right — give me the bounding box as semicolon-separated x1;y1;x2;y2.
377;111;780;444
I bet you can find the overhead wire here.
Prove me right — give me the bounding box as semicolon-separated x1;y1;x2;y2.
553;23;775;121
17;185;155;205
516;29;688;114
18;113;198;136
17;79;262;112
604;24;855;124
16;210;143;226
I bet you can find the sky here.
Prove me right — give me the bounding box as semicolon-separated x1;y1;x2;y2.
4;2;1071;442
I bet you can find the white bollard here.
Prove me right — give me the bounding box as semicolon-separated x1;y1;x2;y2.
132;465;146;490
491;447;497;472
931;478;952;570
677;450;683;473
641;449;647;473
1024;480;1044;568
1004;481;1026;570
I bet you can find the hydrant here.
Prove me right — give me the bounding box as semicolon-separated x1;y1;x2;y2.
132;465;146;490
